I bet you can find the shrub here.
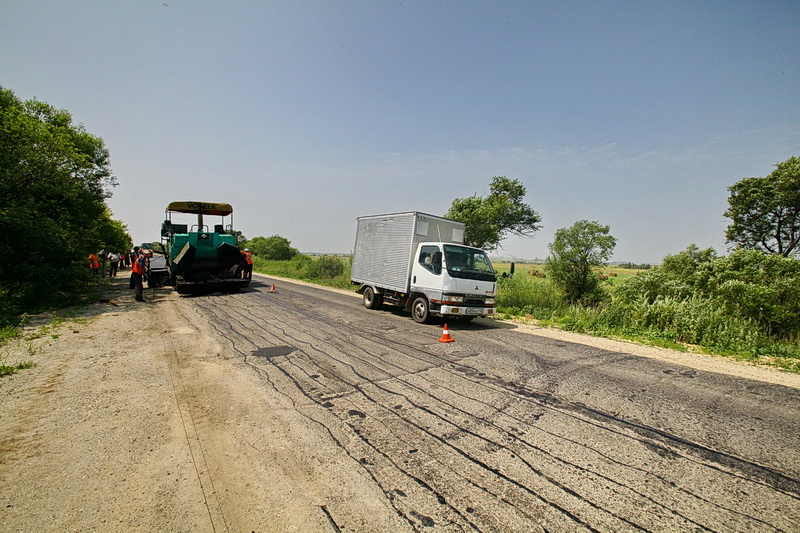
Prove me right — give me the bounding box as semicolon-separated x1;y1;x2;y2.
246;235;299;260
306;256;345;279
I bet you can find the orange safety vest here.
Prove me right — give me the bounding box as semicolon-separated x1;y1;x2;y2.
132;253;147;275
88;254;100;269
243;251;253;265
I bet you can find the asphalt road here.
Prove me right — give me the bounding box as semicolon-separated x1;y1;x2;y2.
178;275;800;532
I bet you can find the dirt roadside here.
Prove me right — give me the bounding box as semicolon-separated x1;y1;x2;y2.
1;274;798;532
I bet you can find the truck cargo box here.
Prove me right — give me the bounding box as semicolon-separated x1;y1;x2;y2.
351;212;465;293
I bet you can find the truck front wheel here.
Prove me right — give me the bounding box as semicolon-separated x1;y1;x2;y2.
411;296;431;324
363;287;383;310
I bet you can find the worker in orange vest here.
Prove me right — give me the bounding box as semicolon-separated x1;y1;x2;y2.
129;246;147;302
242;248;253;280
88;253;100;276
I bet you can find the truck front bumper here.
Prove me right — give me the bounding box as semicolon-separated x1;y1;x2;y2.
440;305;495;317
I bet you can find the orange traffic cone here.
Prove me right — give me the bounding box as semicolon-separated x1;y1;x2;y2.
438;323;455;343
268;283;277;293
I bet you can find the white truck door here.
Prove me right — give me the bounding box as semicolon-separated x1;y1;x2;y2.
410;244;443;294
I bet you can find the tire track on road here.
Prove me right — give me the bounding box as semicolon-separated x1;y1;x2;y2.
197;295;656;530
238;293;797;530
181;289;800;532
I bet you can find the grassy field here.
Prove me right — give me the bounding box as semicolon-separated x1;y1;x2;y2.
493;261;644;286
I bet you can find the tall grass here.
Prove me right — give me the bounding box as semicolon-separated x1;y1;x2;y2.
498;274;800;370
496;274;569;319
253;255;355;291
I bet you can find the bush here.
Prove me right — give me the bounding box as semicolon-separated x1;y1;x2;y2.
306;256;344;279
246;235;299;260
617;247;800;340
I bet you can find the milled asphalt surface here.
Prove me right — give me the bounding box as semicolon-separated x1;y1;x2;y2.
181;274;800;532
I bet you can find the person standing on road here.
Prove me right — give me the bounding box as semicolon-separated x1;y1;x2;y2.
88;253;100;276
98;247;107;277
130;247;146;302
242;248;253;280
108;251;120;277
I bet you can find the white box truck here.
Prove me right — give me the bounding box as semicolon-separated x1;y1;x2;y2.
351;212;497;323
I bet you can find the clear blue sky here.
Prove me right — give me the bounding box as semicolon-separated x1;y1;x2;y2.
3;0;799;263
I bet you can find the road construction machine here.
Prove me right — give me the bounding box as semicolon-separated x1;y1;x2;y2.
160;201;249;294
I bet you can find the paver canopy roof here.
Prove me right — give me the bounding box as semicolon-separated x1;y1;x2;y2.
166;202;233;216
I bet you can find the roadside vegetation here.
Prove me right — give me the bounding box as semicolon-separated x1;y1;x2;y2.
494;250;800;372
0;87;132;332
251;254;354;291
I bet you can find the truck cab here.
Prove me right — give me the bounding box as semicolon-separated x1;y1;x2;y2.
408;242;496;322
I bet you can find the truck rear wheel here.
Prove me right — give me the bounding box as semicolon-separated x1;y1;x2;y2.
363;286;383;309
411;296;431;324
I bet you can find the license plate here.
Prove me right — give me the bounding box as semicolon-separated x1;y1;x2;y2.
465;308;483;315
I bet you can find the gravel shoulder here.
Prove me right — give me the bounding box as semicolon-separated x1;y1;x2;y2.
1;274;797;531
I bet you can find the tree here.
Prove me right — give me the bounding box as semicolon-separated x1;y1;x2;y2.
445;176;541;251
0;86;124;322
660;244;718;279
246;235;299;260
90;211;134;254
545;220;617;303
724;156;800;257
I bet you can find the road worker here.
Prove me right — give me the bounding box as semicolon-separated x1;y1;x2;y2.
242;248;253;280
98;247;107;277
130;246;146;302
88;253;100;276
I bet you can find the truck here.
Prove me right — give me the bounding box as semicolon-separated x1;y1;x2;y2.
351;212;497;323
159;201;250;294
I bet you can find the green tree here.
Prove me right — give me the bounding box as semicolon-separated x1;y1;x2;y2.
445;176;541;251
661;244;718;279
0;86;123;323
545;220;617;303
90;209;134;254
246;235;299;260
724;156;800;257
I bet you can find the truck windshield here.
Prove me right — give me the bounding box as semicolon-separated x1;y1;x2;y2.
443;245;496;282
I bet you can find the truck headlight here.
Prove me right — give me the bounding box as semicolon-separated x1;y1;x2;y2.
485;298;496;305
442;295;464;303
